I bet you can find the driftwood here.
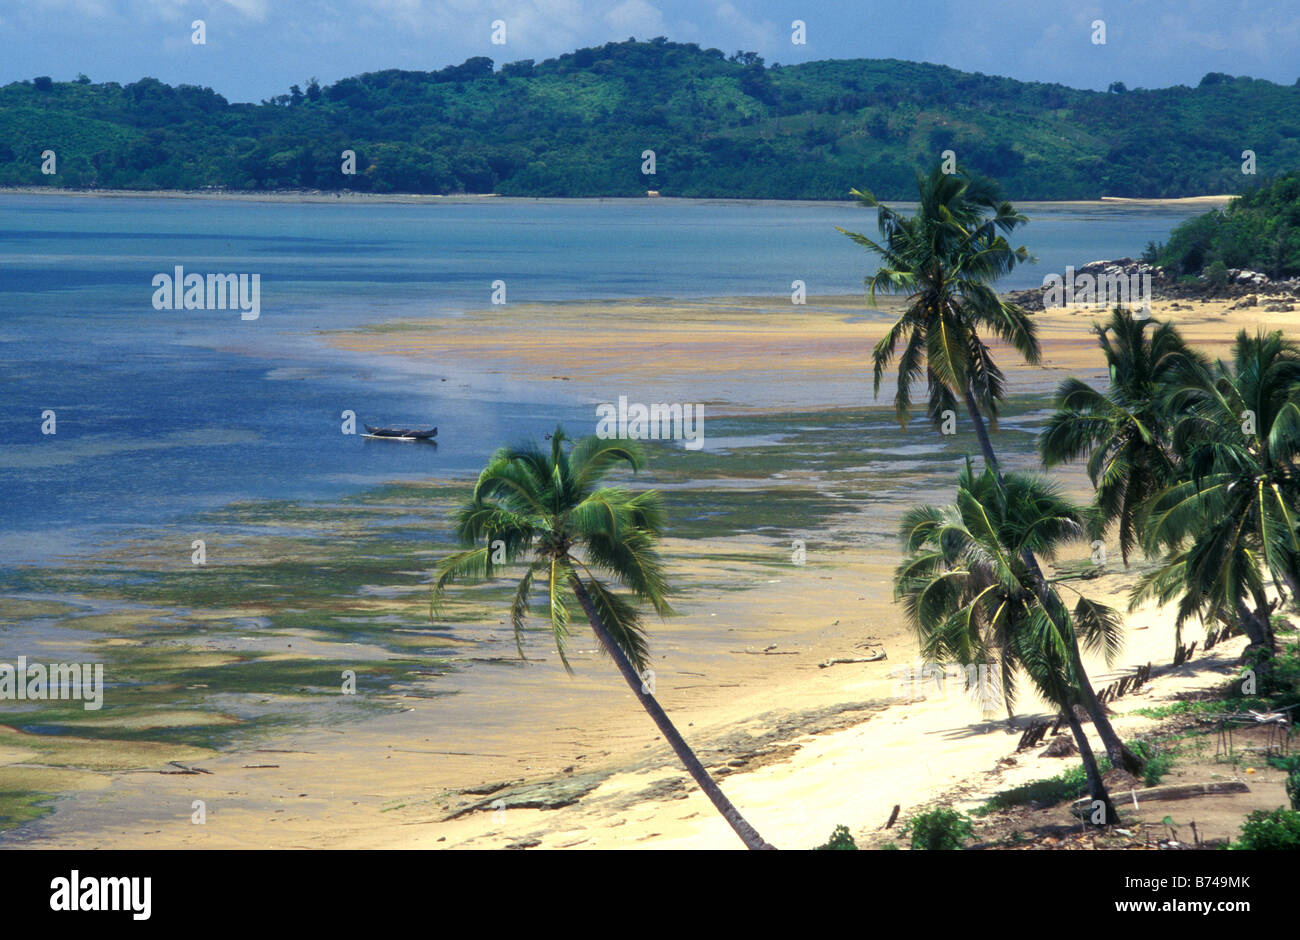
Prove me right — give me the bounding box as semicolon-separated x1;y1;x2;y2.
1071;780;1249;811
883;804;900;829
818;650;886;668
160;761;212;775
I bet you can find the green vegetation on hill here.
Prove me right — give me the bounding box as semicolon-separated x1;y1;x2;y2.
1153;171;1300;277
4;39;1300;199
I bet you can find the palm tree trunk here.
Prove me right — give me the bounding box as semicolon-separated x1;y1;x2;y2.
1236;599;1277;684
1065;631;1144;774
1062;705;1118;826
962;385;1142;777
569;575;776;850
1246;586;1278;653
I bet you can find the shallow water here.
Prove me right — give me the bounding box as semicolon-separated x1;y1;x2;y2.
0;194;1207;566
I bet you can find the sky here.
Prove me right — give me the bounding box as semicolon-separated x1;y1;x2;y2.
3;0;1298;103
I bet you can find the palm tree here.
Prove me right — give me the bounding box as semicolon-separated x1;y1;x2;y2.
1134;330;1300;674
843;164;1144;775
431;427;774;850
1039;307;1206;564
895;462;1121;822
840;163;1038;449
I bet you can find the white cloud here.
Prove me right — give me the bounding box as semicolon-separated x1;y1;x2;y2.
605;0;665;37
712;1;771;52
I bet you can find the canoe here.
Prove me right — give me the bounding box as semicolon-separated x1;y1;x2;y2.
363;424;437;441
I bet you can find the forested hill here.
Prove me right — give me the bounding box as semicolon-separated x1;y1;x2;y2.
3;38;1299;200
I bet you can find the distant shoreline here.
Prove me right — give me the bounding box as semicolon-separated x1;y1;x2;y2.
0;186;1235;208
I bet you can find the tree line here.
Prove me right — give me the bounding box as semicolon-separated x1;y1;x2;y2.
4;38;1300;199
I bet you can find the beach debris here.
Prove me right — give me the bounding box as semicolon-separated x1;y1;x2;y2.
243;764;279;769
1070;781;1249;814
443;773;606;820
505;838;543;850
160;761;212;775
1041;734;1078;758
1016;719;1052;751
461;780;515;796
883;804;900;829
818;648;886;668
1096;663;1153;704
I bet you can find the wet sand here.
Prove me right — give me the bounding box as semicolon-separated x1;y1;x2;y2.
5;287;1292;849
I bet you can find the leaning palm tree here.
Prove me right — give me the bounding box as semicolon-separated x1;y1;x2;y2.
895;462;1121;822
843;164;1143;775
1134;330;1300;674
1039;307;1207;564
431;427;774;850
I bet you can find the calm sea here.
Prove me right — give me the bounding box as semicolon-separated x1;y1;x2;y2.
0;194;1208;566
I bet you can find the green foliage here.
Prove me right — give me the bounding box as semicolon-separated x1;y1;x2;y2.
1271;757;1300;810
4;40;1299;198
1131;332;1300;670
846;165;1036;430
1130;740;1176;786
901;807;975;850
1205;259;1230;287
895;460;1125;728
1231;807;1300;850
1157;171;1300;277
432;426;673;673
813;824;858;850
976;759;1113;814
1039;308;1206;566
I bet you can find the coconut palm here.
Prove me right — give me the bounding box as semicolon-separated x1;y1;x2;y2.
844;165;1144;775
840;163;1038;452
895;462;1121;821
431;427;774;850
1039;307;1207;564
1133;330;1300;673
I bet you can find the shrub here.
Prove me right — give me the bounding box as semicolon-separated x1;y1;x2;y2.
1231;808;1300;850
1205;259;1229;288
813;824;858;850
1274;757;1300;811
902;808;974;850
1131;741;1176;786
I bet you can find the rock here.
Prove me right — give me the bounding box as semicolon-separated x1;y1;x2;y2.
1228;269;1270;287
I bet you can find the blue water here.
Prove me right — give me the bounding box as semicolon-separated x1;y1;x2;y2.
0;194;1208;565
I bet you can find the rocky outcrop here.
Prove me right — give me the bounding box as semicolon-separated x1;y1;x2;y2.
1003;257;1300;311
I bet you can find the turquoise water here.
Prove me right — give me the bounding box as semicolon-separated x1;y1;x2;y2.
0;194;1207;566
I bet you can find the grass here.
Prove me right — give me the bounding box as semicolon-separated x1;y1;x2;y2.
974;758;1113;815
1130;740;1177;786
1132;696;1273;720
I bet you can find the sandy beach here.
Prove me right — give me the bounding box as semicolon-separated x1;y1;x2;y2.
6;280;1296;850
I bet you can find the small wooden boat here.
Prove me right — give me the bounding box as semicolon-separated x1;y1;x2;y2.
363;424;437;441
